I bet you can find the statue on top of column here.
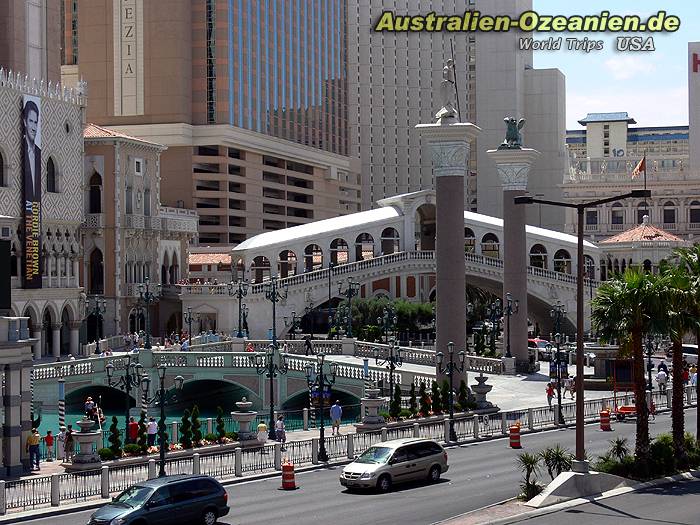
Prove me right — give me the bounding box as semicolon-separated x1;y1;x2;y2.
499;117;526;149
435;58;458;122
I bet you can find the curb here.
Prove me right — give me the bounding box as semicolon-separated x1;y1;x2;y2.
473;469;700;525
0;460;353;523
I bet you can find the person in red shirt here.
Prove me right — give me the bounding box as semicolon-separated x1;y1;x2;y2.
44;430;54;462
682;367;690;386
128;417;139;444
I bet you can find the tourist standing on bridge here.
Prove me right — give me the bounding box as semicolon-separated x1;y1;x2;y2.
330;401;342;435
64;426;75;462
44;430;54;462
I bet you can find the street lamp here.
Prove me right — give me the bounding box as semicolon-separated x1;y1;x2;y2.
90;297;107;354
137;276;160;349
515;188;651;465
252;344;289;440
486;299;502;354
551;302;567;425
241;304;249;337
263;276;289;348
377;305;398;345
133;301;144;334
436;341;466;442
327;262;335;336
183;307;199;347
466;302;474;354
373;339;403;403
227;278;249;338
338;278;360;337
305;353;338;462
503;292;519;359
283;311;302;340
140;365;184;477
105;355;143;439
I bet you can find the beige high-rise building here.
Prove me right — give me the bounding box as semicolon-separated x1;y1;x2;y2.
61;0;360;246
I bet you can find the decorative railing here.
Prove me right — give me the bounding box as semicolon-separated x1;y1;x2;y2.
83;213;104;229
567;155;689;182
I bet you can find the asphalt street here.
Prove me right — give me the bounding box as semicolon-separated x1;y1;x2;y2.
519;478;700;524
20;411;698;525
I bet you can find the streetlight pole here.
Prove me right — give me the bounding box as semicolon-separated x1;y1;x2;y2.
373;339;403;408
305;353;338;462
304;305;315;338
240;304;249;337
137;276;160;349
338;278;360;338
252;344;289;440
515;188;651;465
264;276;289;349
183;307;199;347
466;302;474;354
486;299;502;355
550;301;566;425
140;365;184;477
504;293;519;359
437;341;466;442
105;356;142;440
327;262;334;337
227;278;249;338
90;297;107;354
377;305;397;345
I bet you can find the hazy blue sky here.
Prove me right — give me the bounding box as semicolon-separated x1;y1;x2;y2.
532;1;695;129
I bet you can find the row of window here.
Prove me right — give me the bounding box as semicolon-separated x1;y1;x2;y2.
0;151;60;192
585;201;700;225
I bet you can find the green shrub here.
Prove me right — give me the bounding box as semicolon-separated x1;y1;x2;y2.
204;433;218;442
409;383;417;416
108;416;122;457
440;380;451;411
216;406;226;443
390;384;401;418
191;405;202;445
649;433;676;478
379;411;390;420
457;380;469;412
180;409;192;449
418;382;431;416
431;381;442;414
398;408;412;419
137;412;148;453
225;431;238;440
98;448;115;461
123;444;142;455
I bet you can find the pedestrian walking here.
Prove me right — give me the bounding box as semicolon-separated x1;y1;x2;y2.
562;376;573;399
128;417;139;445
658;360;669;374
682;367;690;386
330;400;343;435
64;427;75;463
656;369;668;392
275;415;286;450
26;428;41;470
304;335;313;356
147;417;158;447
546;383;555;407
44;430;54;462
57;426;66;461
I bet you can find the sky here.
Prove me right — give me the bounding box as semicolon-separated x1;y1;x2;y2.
532;1;696;130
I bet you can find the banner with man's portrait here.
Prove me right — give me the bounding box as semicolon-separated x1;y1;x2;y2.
22;94;42;289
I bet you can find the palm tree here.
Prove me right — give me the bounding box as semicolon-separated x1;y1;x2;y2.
671;245;700;442
657;262;695;462
591;269;664;467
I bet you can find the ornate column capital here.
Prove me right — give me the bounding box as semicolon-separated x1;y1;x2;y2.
486;148;541;192
415;121;481;177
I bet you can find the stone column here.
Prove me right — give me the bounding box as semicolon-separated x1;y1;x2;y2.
32;330;42;360
51;323;62;360
416;117;481;384
69;321;81;357
3;363;23;476
20;357;33;468
487;148;540;371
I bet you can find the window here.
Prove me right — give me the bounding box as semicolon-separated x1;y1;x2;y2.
585;210;597;225
0;150;5;187
47;158;58;192
554;250;572;274
147;487;171;508
690;201;700;223
663;202;676;224
611;204;624;225
529;244;547;269
390;447;408;464
206;0;216;124
637;202;650;224
464;228;475;253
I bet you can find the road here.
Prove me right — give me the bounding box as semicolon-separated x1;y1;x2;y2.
23;411;697;525
521;478;700;524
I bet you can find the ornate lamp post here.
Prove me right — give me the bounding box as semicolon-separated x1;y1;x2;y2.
133;301;144;334
486;299;502;354
436;341;466;442
140;366;184;477
327;262;335;336
283;311;302;340
551;301;567;424
264;276;288;348
137;277;160;349
503;292;519;359
240;304;249;337
377;305;398;345
183;307;199;347
338;278;360;337
305;353;338;462
373;339;403;400
252;344;289;440
105;355;142;439
227;278;249;338
466;302;474;354
90;297;107;354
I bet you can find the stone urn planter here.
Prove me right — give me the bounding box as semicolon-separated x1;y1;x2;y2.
354;387;387;433
230;397;259;444
471;372;496;410
64;417;102;472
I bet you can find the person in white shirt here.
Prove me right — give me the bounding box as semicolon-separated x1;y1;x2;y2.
656;369;668;392
147;417;158;447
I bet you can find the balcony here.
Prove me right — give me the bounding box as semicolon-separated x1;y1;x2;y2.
145;216;161;230
124;214;145;229
567;155;691;183
584;224;599;232
84;213;104;229
609;223;625;231
159;206;199;234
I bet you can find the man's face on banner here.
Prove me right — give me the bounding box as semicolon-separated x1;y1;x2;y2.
24;109;38;145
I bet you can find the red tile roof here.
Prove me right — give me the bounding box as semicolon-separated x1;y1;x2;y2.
601;220;683;244
83;123;163;147
189;253;231;265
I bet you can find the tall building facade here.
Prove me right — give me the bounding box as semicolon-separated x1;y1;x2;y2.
348;0;567;230
62;0;360;246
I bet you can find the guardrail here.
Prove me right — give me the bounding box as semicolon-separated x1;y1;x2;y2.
7;385;695;515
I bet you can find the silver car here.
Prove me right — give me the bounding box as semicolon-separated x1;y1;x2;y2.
339;438;449;492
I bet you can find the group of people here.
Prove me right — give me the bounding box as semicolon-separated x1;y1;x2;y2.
545;377;577;407
25;425;76;471
655;360;698;392
127;416;160;446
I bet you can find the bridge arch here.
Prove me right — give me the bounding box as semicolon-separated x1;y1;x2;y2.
65;385;138;415
415;203;436;251
330;238;349;265
529;244;547;269
175;378;260;414
278;250;298;278
554;249;572;274
251;256;271;283
464;227;475;253
354;233;375;261
481;233;500;259
281;386;361;415
304;244;324;272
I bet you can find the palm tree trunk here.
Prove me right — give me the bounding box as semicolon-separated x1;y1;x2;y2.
632;330;650;465
696;327;700;442
671;339;686;461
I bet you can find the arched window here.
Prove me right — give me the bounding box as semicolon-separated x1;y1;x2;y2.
250;256;271;283
481;233;500;259
380;227;400;255
663;201;676;226
47;158;58;193
355;233;375;261
689;201;700;224
0;150;6;187
584;255;595;280
600;258;607;281
278;250;298;278
330;238;349;265
304;244;324;272
125;186;133;214
464;228;475;254
529;244;547;269
553;249;572;274
89;172;102;213
643;259;652;273
88;248;104;294
611;202;624;226
144;188;151;216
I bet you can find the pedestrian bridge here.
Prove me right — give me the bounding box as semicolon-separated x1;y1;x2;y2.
30;340;505;415
179;190;599;338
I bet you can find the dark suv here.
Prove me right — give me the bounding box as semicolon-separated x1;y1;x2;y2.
88;474;229;525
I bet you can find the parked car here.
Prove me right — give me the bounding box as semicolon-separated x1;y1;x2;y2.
87;474;229;525
528;338;551;360
339;438;448;492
